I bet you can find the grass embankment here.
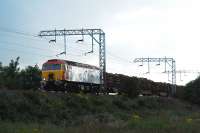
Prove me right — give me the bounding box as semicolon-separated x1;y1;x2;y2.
0;90;199;133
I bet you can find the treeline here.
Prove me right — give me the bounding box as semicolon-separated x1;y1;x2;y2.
181;76;200;105
0;57;41;90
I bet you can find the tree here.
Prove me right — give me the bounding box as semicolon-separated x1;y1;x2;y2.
0;62;2;70
18;65;41;90
1;57;20;89
0;57;41;90
0;62;3;88
183;76;200;104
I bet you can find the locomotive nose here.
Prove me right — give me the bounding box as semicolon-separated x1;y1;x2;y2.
48;73;55;81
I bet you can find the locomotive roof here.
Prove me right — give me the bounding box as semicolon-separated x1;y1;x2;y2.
45;59;100;70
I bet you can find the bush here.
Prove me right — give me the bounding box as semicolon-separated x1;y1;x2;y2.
183;76;200;104
18;66;41;90
0;57;41;90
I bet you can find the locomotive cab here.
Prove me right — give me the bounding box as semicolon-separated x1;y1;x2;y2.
42;59;66;81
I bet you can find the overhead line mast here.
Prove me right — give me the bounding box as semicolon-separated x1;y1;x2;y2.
38;28;106;93
134;57;176;96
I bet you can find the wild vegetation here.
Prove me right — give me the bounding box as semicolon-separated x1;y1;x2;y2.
0;57;41;90
182;75;200;105
0;90;199;133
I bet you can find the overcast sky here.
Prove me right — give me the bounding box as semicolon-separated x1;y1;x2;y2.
0;0;200;85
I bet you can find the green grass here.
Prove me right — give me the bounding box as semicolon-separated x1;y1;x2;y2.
0;90;199;133
0;116;199;133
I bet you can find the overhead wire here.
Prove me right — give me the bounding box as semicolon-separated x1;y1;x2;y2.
0;45;83;58
0;28;96;56
107;51;133;64
0;27;137;66
0;27;36;37
0;28;89;56
0;40;87;56
1;47;54;57
0;27;49;40
0;27;95;53
0;41;59;53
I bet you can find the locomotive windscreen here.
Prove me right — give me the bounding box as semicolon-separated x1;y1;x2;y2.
42;64;61;70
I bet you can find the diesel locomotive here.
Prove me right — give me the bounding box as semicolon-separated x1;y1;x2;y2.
41;59;101;93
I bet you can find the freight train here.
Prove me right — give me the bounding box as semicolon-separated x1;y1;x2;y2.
41;59;174;96
41;59;101;93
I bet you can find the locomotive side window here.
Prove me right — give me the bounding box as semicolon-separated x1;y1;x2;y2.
42;64;61;70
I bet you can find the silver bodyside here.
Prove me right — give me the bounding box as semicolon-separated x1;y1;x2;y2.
67;65;100;84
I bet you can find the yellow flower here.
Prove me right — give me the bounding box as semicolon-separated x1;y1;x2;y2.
132;114;141;120
33;128;39;132
186;118;193;123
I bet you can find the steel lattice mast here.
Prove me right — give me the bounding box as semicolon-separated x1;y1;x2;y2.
38;29;106;92
134;57;176;96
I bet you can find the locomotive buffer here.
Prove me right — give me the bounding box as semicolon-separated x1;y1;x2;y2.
38;29;106;93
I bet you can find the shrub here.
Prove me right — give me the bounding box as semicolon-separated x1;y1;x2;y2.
0;57;41;90
183;76;200;104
